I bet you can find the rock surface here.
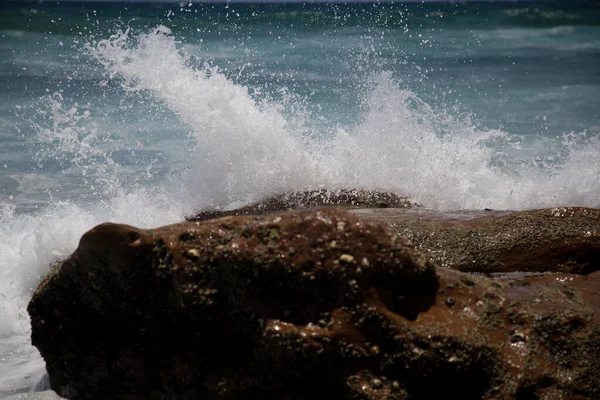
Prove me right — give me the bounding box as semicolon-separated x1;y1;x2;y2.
353;207;600;275
28;208;600;400
191;190;600;275
187;189;414;221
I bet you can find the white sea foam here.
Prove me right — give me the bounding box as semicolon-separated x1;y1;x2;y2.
0;91;184;396
92;25;600;211
93;26;317;209
0;193;184;398
1;24;599;398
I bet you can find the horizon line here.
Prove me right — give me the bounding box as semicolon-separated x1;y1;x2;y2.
2;0;574;3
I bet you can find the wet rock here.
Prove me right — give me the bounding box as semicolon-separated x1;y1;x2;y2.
28;209;599;400
189;189;599;275
353;207;600;275
187;189;414;221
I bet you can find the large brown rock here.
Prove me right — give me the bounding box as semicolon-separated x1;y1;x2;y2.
28;209;600;400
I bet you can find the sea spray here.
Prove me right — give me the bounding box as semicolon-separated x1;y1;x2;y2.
0;191;185;398
1;88;186;398
92;25;600;211
93;26;316;209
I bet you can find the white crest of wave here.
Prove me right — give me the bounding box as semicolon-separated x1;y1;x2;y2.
93;25;600;212
331;77;600;210
95;26;316;209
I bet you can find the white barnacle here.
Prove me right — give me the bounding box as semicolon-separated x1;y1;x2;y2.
186;248;200;259
339;254;355;263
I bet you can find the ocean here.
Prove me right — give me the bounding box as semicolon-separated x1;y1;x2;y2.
0;0;599;398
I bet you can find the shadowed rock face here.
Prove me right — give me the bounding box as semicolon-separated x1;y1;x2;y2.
28;209;600;400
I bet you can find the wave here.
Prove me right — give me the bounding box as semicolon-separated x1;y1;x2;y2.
1;23;599;397
92;25;600;212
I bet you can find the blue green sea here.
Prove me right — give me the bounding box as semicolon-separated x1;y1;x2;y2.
1;1;599;397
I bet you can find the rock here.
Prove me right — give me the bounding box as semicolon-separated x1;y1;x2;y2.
188;189;599;275
353;207;600;275
28;208;599;399
187;189;414;221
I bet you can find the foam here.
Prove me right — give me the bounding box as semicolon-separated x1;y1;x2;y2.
0;194;183;397
92;25;600;211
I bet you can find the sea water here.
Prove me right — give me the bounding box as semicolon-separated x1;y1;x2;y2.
0;1;598;397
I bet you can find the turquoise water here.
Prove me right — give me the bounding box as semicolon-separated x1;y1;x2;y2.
0;1;599;397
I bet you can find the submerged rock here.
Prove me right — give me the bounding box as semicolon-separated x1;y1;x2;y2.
353;207;600;275
28;209;599;400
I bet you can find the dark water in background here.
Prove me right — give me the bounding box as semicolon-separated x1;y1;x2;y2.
0;1;599;397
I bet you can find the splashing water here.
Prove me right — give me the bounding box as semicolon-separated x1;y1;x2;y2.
93;26;317;209
92;25;600;211
1;17;599;398
0;193;184;399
